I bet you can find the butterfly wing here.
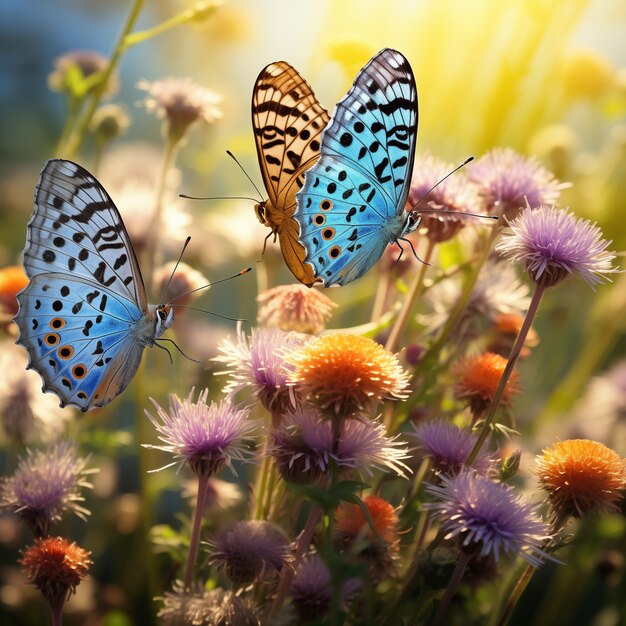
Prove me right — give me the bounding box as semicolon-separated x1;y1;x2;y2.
15;159;152;411
294;49;418;286
252;61;330;285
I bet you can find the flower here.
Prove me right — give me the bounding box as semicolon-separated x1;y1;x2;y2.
285;334;410;417
407;153;484;243
334;496;400;577
208;520;291;585
0;341;72;444
424;470;551;567
422;260;530;339
48;49;117;98
0;265;28;319
413;419;492;474
138;77;222;143
214;327;306;415
89;103;131;143
20;537;91;608
155;261;208;309
0;442;94;537
495;206;617;288
144;389;256;478
468;148;565;219
487;312;539;359
453;352;520;418
257;284;337;334
535;439;626;520
561;48;615;100
158;582;260;626
270;406;411;483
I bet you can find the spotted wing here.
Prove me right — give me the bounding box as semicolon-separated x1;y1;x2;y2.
294;49;418;286
252;61;330;284
15;273;147;411
24;159;148;311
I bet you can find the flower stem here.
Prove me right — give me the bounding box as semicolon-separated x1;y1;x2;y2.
467;282;545;465
496;560;536;626
184;472;210;589
431;551;471;626
370;265;392;322
62;0;146;158
47;595;64;626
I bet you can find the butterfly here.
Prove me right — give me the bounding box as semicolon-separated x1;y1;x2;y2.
294;48;419;287
14;159;174;412
252;61;330;285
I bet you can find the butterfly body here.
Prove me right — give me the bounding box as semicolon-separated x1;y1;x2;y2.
15;159;173;411
252;61;330;285
294;49;419;286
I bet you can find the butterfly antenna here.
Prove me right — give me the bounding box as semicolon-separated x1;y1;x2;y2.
170;304;247;323
166;267;253;305
409;157;475;211
226;150;264;201
159;236;192;304
156;338;202;364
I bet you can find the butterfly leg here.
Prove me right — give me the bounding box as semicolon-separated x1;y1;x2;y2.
397;237;432;268
258;230;277;263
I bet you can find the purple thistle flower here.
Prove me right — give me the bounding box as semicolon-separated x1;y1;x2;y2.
214;326;306;415
468;148;566;219
0;442;94;537
208;520;292;585
270;407;411;483
496;206;617;288
413;419;493;474
424;470;551;567
144;389;256;478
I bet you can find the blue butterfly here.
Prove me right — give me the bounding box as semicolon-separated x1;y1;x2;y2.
14;159;174;411
294;48;419;286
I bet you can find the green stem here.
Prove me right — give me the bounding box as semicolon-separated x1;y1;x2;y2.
467;283;546;465
370;265;392;322
431;551;471;626
184;473;210;589
62;0;146;158
54;97;82;157
253;434;272;520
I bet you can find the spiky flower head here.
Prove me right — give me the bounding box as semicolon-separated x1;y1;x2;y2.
334;495;400;577
408;153;484;243
413;419;493;474
424;470;551;567
285;334;410;418
535;439;626;521
257;284;337;334
20;537;91;611
453;352;520;418
214;327;306;415
496;206;617;288
270;406;411;484
208;520;292;585
468;148;565;219
138;77;222;143
158;581;260;626
0;442;94;537
144;389;256;478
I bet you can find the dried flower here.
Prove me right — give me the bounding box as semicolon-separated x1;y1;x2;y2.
413;419;492;474
20;537;91;612
144;389;256;478
535;439;626;520
138;77;222;143
214;327;306;415
453;352;520;418
408;153;485;243
424;470;551;567
155;261;208;309
208;520;291;585
496;206;617;288
48;49;117;98
158;581;260;626
257;284;337;334
0;442;93;536
285;334;410;417
0;340;71;445
270;407;411;483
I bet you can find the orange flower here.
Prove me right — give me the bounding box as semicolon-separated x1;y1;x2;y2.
0;266;28;318
286;334;409;417
488;313;539;359
454;352;520;417
535;439;626;520
20;537;92;606
257;284;336;334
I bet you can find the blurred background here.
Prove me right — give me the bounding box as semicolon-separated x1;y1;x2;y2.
0;0;624;624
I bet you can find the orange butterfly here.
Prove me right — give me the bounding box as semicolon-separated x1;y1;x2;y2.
252;62;329;286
